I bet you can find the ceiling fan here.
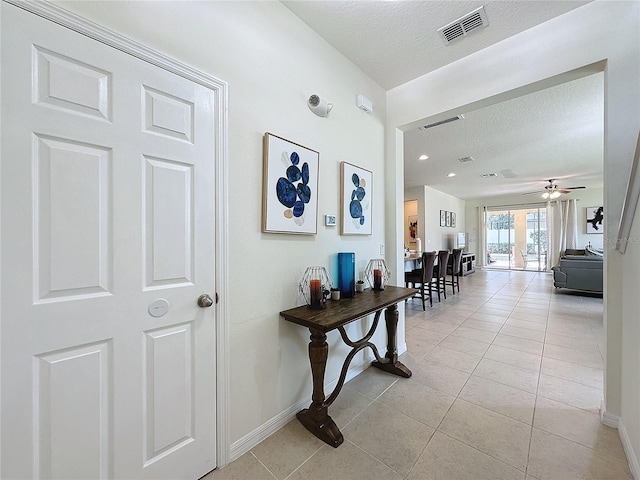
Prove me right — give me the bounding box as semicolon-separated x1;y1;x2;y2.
523;179;586;199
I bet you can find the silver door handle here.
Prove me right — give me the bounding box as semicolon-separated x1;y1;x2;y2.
197;294;214;308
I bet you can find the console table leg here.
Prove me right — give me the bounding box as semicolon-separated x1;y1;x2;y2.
372;303;412;378
296;329;343;447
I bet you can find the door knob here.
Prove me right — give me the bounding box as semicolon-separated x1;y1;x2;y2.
197;294;214;308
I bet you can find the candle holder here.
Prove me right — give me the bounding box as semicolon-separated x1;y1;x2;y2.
299;266;333;310
364;259;390;291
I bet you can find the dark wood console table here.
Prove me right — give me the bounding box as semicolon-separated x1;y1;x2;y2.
280;286;417;448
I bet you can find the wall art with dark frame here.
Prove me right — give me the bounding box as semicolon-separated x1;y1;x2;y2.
440;210;456;228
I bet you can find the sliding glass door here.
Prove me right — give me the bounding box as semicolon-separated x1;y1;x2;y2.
486;206;547;271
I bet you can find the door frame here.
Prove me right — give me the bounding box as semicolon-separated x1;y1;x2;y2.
1;0;231;468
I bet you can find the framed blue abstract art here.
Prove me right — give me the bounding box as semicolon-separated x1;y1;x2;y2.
262;133;319;234
340;162;372;235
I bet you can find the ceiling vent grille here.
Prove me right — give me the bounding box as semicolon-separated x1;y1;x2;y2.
438;6;489;45
481;173;498;178
458;156;474;163
419;114;464;131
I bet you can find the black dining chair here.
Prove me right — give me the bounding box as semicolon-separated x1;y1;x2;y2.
432;250;450;302
446;248;463;295
404;251;437;310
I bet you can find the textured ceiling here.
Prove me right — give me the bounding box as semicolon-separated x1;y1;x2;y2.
281;1;602;200
404;73;604;200
282;1;589;90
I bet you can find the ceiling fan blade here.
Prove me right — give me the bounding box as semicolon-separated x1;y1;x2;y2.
521;191;542;196
563;186;586;190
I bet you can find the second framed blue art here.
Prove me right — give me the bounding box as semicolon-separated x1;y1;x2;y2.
340;162;372;235
262;133;319;234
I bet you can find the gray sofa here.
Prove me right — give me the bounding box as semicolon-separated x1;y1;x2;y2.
551;248;603;293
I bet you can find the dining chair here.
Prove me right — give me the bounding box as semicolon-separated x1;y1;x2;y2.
432;250;450;302
446;248;463;295
404;251;437;310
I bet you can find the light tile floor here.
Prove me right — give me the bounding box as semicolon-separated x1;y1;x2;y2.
205;270;631;480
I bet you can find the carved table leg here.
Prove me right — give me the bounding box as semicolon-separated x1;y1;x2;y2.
296;328;344;447
371;303;412;378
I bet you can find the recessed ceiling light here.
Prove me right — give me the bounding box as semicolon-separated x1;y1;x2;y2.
418;154;429;160
447;172;456;177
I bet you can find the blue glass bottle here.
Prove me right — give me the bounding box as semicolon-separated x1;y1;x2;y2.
338;252;355;298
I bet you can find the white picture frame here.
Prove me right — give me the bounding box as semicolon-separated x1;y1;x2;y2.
262;133;319;234
340;162;372;235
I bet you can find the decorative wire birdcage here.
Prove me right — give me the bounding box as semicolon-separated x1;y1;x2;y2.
298;266;333;309
364;259;390;291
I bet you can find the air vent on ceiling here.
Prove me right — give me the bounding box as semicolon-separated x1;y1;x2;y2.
438;6;489;45
458;156;474;163
419;114;464;131
481;173;498;178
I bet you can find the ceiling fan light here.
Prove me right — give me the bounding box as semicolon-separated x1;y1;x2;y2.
541;192;550;199
550;191;561;199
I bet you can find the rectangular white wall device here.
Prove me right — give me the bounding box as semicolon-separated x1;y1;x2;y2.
356;95;373;113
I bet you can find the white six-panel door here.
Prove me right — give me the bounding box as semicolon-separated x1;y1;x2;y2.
1;3;217;478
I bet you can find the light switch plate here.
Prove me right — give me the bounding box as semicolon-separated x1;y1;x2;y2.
325;214;336;226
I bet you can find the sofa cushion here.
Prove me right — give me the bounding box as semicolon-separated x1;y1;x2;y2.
554;255;603;292
562;255;602;263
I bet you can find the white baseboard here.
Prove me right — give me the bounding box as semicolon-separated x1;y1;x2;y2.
601;409;620;428
600;402;639;480
229;358;373;462
619;419;640;480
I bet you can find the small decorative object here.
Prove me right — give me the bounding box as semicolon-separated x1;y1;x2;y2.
331;288;341;301
586;206;604;234
262;133;319;235
364;259;390;291
340;162;372;235
338;252;356;298
356;280;365;292
299;266;333;310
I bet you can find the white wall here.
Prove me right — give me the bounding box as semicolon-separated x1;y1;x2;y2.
386;0;640;471
53;0;388;458
404;186;466;252
464;188;605;259
621;202;640;477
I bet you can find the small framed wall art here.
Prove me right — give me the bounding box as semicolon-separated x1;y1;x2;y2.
262;133;319;234
586;206;604;234
408;215;418;243
440;210;446;227
340;162;372;235
451;212;456;228
445;211;451;227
